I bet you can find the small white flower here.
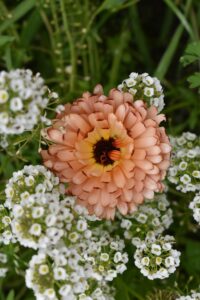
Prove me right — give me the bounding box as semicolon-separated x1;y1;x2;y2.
100;253;109;262
54;267;67;280
0;90;9;104
144;87;154;97
29;223;42;236
39;264;49;275
44;288;56;299
141;257;150;266
142;75;154;86
32;207;44;218
151;244;161;256
180;174;191;184
10;97;23;111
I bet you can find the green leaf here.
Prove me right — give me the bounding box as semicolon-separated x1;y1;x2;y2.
154;25;183;80
180;41;200;67
164;0;194;39
0;0;36;33
187;72;200;88
101;0;127;10
0;35;15;47
6;290;15;300
182;240;200;274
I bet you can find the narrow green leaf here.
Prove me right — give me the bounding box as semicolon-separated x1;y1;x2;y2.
0;35;15;46
154;25;183;80
0;0;36;33
6;290;15;300
164;0;194;39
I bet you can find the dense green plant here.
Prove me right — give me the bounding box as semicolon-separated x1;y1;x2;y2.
0;0;200;299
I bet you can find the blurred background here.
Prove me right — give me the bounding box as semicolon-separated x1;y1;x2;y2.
0;0;200;299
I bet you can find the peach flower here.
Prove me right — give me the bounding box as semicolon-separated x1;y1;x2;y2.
41;85;171;219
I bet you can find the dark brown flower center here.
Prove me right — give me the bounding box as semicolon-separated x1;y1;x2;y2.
93;138;120;166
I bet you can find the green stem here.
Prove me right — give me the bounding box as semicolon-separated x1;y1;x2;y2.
60;0;76;93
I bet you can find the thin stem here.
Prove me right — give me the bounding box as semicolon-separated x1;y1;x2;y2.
60;0;76;93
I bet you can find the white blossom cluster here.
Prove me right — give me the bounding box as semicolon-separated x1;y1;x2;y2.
119;194;173;245
0;204;15;245
0;252;8;278
134;235;181;280
4;165;127;299
0;69;54;147
176;290;200;300
83;230;128;282
118;72;165;112
26;248;116;300
4;165;92;249
168;132;200;193
189;192;200;224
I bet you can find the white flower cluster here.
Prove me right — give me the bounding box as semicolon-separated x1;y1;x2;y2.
5;165;127;299
0;204;14;245
119;194;173;245
0;252;8;278
168;132;200;193
5;165;92;249
118;72;165;112
83;230;128;282
134;235;181;280
189;192;200;224
25;230;125;300
0;69;54;147
176;290;200;300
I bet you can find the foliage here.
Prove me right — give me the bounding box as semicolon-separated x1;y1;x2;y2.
0;0;200;299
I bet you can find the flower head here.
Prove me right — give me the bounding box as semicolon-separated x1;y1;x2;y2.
134;234;181;280
41;85;171;219
0;69;52;137
168;132;200;193
118;72;165;112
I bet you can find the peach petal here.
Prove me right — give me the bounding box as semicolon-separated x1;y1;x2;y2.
94;202;104;216
101;172;111;183
72;171;87;184
48;129;63;144
93;84;103;94
132;149;146;160
48;145;67;156
144;177;157;190
134;160;153;170
146;146;161;156
134;168;146;180
115;104;126;122
123;92;133;102
54;162;69;171
122;189;133;202
146;166;159;175
160;143;171;153
88;189;100;205
117;202;128;215
134;181;144;193
100;190;111;207
124;112;137;129
130;122;146;138
134;137;157;148
143;188;154;199
147;155;162;164
112;166;126;188
158;160;170;170
69;114;91;133
57;150;75;161
133;192;143;204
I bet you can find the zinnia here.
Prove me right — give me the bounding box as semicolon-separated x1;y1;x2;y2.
41;85;171;219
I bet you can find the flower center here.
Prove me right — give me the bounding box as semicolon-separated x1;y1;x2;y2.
93;137;121;166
